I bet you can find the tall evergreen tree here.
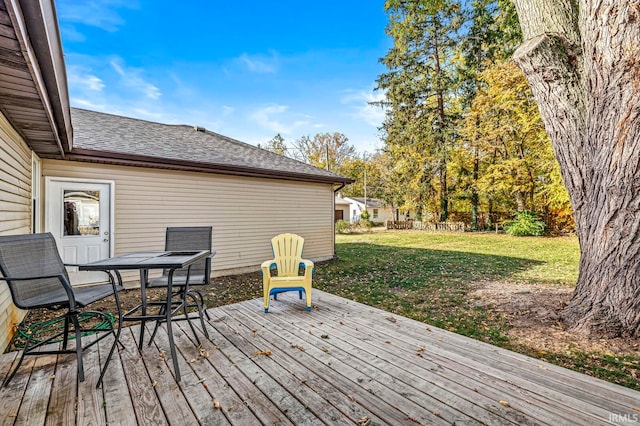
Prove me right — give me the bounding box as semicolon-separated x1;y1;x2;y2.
377;0;463;221
456;0;522;229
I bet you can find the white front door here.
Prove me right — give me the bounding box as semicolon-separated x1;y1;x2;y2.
46;178;113;286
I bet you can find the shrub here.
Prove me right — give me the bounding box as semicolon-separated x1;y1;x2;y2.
360;209;370;220
335;220;351;234
504;211;546;236
358;218;373;230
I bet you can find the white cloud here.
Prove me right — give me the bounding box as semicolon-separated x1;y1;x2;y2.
60;24;86;42
341;89;387;128
250;104;312;135
237;51;278;74
110;58;161;100
70;98;107;110
57;0;139;32
67;66;105;92
132;108;164;119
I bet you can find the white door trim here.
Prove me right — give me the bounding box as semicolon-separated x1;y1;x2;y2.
45;176;116;257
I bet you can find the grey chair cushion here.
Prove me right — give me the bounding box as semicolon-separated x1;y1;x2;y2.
147;275;206;288
20;283;124;309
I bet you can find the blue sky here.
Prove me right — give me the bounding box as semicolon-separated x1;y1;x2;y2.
56;1;391;153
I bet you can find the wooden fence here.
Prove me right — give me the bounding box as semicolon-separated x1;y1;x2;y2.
386;220;466;232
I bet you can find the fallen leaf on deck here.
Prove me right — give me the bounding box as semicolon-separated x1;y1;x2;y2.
151;380;157;387
159;351;165;359
357;416;371;425
253;349;272;357
385;341;391;344
385;316;397;323
252;330;257;337
189;358;196;363
633;407;640;413
321;346;329;352
417;347;425;353
499;400;510;407
425;327;432;332
538;365;548;370
321;334;329;339
213;399;221;409
291;344;305;352
49;374;55;380
199;347;209;358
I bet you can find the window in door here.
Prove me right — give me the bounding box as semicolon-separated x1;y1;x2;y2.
63;190;101;236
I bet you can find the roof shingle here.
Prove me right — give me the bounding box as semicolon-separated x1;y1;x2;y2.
68;108;352;184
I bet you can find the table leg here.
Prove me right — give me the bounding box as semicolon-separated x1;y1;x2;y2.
138;269;148;350
97;270;123;388
166;269;181;381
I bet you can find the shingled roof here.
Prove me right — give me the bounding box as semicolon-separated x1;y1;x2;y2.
65;108;352;185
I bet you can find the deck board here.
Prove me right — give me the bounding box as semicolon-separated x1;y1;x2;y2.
0;290;638;425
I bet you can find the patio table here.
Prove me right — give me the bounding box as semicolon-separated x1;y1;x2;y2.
80;250;210;384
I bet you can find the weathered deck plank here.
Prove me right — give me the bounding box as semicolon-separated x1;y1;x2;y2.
233;300;523;425
117;328;168;425
76;335;106;426
97;333;137;426
0;290;638;425
312;292;640;420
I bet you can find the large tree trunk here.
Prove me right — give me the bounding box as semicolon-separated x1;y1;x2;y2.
512;0;640;337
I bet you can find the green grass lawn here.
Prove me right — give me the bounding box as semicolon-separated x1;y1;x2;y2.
312;231;640;391
317;231;579;336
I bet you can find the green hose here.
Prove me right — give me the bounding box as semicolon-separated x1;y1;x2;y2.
12;312;116;349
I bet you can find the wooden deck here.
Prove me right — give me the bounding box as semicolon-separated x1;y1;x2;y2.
1;290;638;425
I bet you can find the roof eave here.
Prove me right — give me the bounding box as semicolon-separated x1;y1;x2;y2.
5;0;72;156
62;148;355;185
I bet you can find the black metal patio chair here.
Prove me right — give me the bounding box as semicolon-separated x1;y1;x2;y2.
0;233;123;386
139;226;215;346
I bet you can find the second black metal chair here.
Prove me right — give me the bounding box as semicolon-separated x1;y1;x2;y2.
139;226;215;347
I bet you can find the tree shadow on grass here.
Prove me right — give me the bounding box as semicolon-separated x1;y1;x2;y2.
314;242;545;343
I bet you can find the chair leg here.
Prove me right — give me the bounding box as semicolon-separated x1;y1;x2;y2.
148;301;167;346
62;315;70;350
69;312;85;382
298;290;303;299
188;291;209;340
2;326;38;386
263;284;270;313
182;290;202;346
305;288;312;312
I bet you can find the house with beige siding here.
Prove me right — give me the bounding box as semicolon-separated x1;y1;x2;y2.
0;0;351;351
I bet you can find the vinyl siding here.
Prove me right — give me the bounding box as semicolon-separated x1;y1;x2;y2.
42;160;335;284
0;111;32;351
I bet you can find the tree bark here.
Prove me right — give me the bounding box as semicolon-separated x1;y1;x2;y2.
513;0;640;337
